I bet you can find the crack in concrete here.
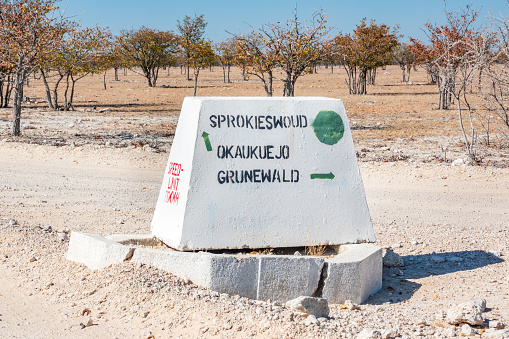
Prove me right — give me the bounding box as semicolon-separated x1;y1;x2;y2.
312;262;328;297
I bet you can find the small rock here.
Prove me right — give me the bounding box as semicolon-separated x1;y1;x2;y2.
431;254;445;263
452;158;465;166
357;328;382;339
29;257;37;263
446;298;486;325
317;317;328;323
294;251;302;256
8;219;18;225
483;329;509;338
57;232;68;241
489;250;503;258
380;328;398;339
131;305;140;312
489;321;506;330
342;299;360;310
142;330;152;337
383;249;403;267
304;314;319;326
445;327;457;337
411;240;420;245
460;323;477;336
286;296;329;318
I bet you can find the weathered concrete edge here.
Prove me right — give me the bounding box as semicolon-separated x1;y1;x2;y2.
66;232;382;303
66;231;134;270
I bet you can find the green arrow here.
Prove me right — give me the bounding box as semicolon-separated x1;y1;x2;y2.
202;131;212;152
310;172;335;180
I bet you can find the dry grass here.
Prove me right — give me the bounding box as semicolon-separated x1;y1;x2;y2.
304;244;328;257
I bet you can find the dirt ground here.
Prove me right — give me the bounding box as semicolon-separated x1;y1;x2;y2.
0;66;508;338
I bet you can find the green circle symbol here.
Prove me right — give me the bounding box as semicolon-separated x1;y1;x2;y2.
311;110;345;145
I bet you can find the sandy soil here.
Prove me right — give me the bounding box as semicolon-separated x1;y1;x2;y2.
0;66;508;338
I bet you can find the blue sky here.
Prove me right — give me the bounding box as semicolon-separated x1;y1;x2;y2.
62;0;507;42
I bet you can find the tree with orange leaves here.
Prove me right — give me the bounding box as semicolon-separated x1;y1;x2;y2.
39;26;112;110
0;0;68;136
187;39;215;96
334;19;399;95
233;33;278;96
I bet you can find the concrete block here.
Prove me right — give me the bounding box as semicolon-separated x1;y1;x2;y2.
321;244;382;304
257;256;324;302
66;233;382;304
208;256;259;299
66;231;134;270
131;248;260;299
151;97;375;251
131;248;213;287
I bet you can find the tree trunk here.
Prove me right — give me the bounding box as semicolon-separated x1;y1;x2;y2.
0;75;13;108
400;65;406;82
69;74;77;109
51;73;64;110
12;69;25;136
262;71;273;97
357;69;368;95
222;65;226;83
227;65;231;83
193;69;200;96
63;73;70;111
114;67;119;81
39;68;56;109
103;72;107;90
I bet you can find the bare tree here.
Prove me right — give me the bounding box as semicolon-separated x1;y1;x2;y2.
479;14;509;135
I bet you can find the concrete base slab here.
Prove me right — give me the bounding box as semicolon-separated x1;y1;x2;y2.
66;231;134;270
66;232;382;304
322;244;383;304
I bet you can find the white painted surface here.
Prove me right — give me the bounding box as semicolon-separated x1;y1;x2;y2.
151;97;375;250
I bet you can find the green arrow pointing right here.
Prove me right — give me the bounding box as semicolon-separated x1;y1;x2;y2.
310;172;335;180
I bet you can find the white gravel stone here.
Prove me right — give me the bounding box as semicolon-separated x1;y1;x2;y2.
380;328;398;339
452;158;465;166
357;328;382;339
446;298;486;325
489;321;506;330
483;329;509;338
460;323;477;336
344;299;361;310
383;249;403;267
285;296;329;318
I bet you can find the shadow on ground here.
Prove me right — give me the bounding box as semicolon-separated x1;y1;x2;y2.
365;250;504;305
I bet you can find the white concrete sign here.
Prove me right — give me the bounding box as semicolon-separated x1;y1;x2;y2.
151;97;375;251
